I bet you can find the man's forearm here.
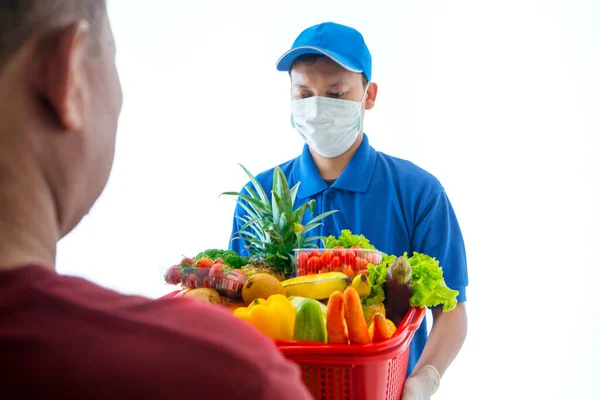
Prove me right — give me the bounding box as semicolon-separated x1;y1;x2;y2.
412;302;468;377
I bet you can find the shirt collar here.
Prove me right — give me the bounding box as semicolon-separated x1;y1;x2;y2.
294;134;378;199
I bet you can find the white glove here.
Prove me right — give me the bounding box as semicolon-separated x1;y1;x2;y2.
401;365;441;400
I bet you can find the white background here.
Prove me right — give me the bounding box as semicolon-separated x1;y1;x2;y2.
56;1;599;398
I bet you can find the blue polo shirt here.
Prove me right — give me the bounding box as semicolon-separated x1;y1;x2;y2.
228;134;468;377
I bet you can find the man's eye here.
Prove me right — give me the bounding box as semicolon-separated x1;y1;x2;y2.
297;93;312;99
329;92;344;99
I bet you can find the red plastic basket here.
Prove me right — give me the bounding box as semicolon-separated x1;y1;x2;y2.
275;307;426;400
160;290;425;399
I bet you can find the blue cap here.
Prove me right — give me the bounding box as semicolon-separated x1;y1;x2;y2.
276;22;372;81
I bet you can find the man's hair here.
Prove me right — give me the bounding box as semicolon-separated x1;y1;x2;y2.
0;0;106;70
292;54;369;87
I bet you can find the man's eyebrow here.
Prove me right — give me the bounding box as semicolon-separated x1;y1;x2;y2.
328;80;348;88
293;81;349;89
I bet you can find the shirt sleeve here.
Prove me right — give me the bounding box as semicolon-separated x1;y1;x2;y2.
411;188;469;303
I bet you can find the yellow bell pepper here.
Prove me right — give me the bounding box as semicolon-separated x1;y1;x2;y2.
233;294;296;340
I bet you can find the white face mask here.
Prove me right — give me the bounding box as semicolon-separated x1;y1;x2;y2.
291;84;369;158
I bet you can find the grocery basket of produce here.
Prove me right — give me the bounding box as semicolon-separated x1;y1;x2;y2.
275;304;425;400
160;166;461;399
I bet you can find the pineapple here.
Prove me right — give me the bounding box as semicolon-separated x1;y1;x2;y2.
222;164;338;278
240;261;285;281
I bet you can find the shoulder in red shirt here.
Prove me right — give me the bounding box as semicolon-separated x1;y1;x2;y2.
0;265;312;400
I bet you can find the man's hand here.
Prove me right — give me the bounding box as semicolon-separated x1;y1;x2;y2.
400;365;441;400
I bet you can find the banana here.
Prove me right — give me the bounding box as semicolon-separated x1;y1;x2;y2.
351;274;371;297
282;272;352;300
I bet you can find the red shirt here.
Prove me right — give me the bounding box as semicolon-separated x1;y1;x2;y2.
0;265;312;399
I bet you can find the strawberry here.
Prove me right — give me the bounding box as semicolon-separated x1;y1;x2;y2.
196;257;213;268
180;257;195;267
209;264;223;277
164;265;183;285
185;272;201;289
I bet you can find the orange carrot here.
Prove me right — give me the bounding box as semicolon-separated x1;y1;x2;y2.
343;287;371;345
371;313;391;343
327;291;348;344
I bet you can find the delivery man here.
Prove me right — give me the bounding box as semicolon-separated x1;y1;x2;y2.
230;21;469;400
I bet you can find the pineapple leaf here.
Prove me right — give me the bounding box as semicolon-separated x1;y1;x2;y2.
308;199;316;215
304;235;327;244
278;212;295;248
271;191;289;228
271;192;281;230
223;192;271;216
300;221;325;234
295;232;306;248
272;167;293;216
289;182;300;207
236;201;262;223
305;210;339;226
238;164;271;210
292;202;310;223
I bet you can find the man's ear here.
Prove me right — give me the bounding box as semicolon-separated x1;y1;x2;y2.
37;20;90;133
365;82;378;110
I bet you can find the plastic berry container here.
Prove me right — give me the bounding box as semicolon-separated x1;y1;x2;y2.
179;267;211;289
294;248;383;278
203;267;246;299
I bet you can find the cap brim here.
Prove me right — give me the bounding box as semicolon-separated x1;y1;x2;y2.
276;46;363;74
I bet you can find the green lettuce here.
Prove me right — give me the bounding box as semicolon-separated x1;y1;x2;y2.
322;229;376;250
405;252;459;312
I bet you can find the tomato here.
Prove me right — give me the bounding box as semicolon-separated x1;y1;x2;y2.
196;257;213;268
330;256;342;271
297;267;306;276
355;257;369;271
296;252;309;270
350;245;363;257
342;265;355;279
320;264;332;273
340;250;356;268
307;256;321;275
213;258;225;264
319;250;334;269
308;250;321;259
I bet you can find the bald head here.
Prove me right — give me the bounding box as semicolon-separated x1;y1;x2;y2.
0;0;121;240
0;0;106;71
